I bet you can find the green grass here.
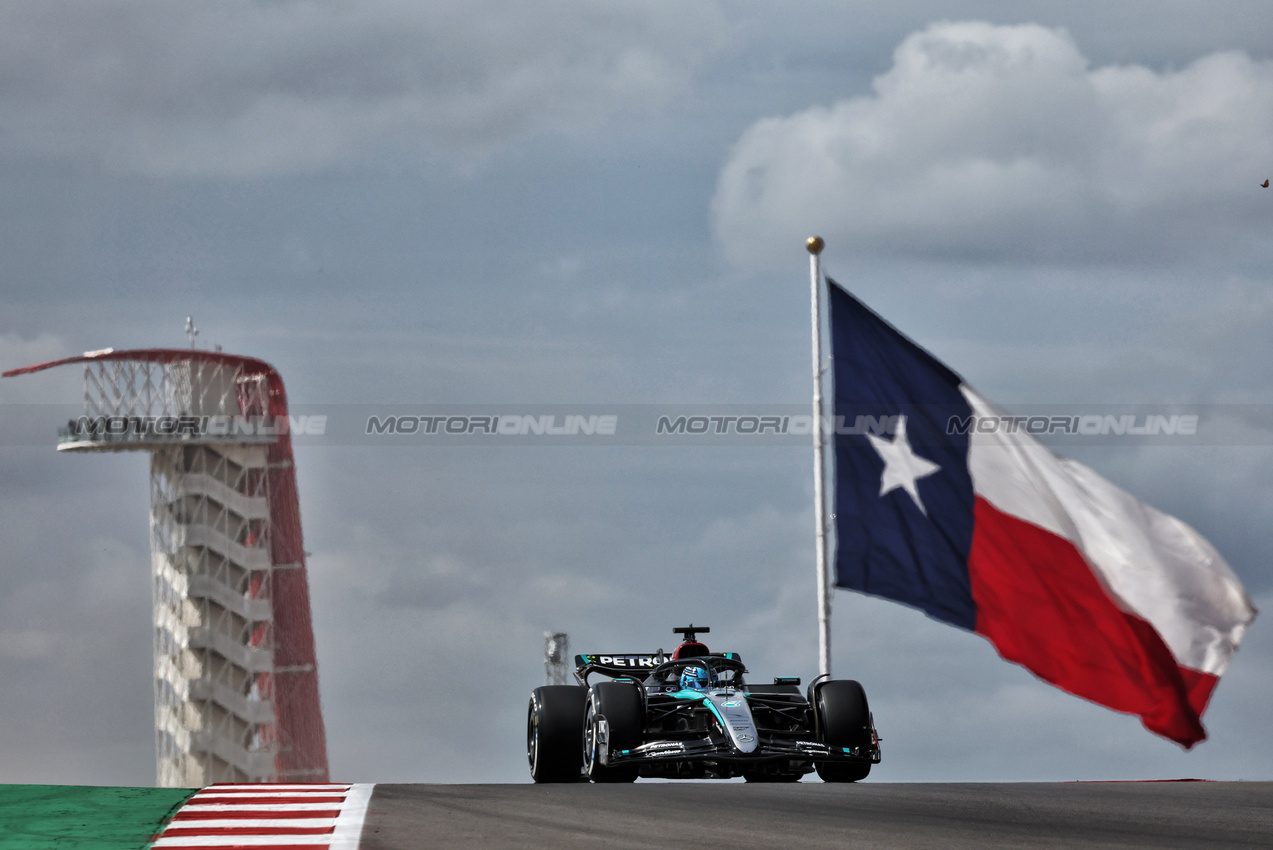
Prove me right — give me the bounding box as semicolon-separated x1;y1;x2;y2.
0;785;196;850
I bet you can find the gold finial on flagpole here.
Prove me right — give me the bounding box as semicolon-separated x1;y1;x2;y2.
806;235;825;255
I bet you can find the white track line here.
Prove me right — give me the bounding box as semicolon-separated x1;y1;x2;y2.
190;794;347;801
197;788;348;794
151;834;333;844
159;819;335;830
329;785;374;850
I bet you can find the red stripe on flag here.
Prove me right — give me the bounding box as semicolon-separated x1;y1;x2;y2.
968;496;1209;747
174;809;341;820
1178;665;1220;719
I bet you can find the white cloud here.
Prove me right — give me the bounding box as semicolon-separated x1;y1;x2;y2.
713;21;1273;268
0;0;727;177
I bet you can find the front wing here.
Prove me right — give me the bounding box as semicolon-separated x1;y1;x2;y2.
604;734;880;768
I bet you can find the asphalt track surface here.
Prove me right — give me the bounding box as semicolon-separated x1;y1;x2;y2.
359;781;1273;849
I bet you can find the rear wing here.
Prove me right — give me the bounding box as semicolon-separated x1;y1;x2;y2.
574;651;745;683
574;654;665;677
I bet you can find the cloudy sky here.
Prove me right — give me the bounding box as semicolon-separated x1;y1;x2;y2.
2;1;1272;785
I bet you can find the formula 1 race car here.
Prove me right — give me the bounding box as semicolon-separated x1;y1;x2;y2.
527;625;881;783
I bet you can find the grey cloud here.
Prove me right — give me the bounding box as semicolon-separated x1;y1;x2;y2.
713;21;1273;269
0;334;77;402
0;0;727;177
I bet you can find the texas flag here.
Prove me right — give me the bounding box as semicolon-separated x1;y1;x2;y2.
827;279;1257;747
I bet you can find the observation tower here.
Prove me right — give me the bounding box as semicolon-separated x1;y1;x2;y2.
4;348;329;787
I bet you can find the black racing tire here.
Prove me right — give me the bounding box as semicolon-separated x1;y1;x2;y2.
814;679;872;783
528;686;588;783
584;682;642;783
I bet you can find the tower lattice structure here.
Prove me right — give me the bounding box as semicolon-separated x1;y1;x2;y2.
4;349;329;787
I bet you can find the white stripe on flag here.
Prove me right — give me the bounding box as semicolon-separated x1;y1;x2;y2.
960;385;1256;675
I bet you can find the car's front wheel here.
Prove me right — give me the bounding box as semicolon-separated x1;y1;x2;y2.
583;682;642;783
814;679;873;783
528;685;588;783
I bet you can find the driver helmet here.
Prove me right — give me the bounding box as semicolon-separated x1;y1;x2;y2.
679;664;714;691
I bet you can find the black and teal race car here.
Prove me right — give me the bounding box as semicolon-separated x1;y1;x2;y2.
527;625;881;783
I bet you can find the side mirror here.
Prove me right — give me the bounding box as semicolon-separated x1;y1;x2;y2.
773;676;801;686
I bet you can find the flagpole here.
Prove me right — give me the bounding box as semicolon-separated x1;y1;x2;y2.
807;235;832;679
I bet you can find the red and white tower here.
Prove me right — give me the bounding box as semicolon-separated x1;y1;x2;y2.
4;349;329;787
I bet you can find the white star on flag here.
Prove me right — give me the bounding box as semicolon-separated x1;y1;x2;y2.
866;415;941;515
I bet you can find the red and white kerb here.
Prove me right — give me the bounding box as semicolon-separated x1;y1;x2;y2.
151;784;374;850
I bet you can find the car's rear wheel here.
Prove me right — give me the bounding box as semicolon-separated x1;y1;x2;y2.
584;682;642;783
814;679;873;783
528;686;588;783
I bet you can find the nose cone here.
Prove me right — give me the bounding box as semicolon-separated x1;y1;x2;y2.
709;693;759;753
